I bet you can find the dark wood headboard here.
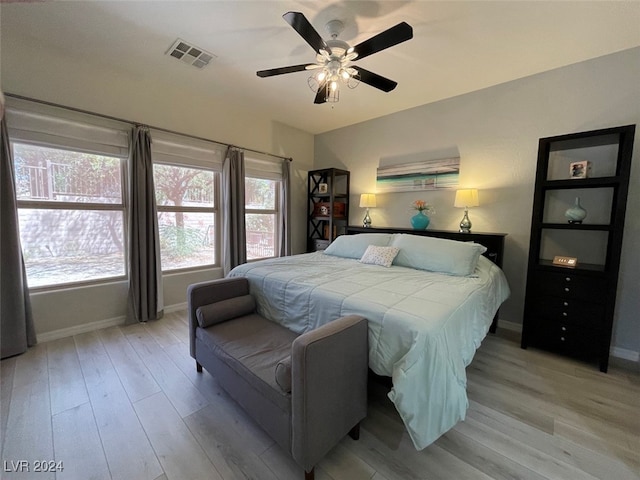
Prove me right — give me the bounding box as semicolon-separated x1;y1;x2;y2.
345;226;507;268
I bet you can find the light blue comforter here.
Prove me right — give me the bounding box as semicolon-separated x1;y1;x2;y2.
229;252;510;449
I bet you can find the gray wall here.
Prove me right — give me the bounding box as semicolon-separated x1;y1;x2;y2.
315;47;640;356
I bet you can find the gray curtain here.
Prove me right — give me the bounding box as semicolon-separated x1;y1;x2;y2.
222;147;246;276
1;115;37;358
279;159;292;257
127;126;163;323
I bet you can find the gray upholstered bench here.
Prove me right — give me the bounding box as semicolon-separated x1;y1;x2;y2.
188;277;368;480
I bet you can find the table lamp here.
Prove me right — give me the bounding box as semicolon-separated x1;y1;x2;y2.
359;193;376;228
454;189;479;233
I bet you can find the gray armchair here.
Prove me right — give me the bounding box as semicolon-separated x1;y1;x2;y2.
188;277;368;480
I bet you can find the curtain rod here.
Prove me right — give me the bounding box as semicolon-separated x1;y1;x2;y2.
5;93;293;162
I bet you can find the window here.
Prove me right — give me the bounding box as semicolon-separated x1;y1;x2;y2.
13;143;126;288
245;177;279;260
154;164;217;271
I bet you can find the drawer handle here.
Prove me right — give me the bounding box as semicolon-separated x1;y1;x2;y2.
562;312;568;317
563;301;569;307
565;277;571;282
564;287;570;292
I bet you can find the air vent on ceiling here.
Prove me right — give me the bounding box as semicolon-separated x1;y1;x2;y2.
166;38;216;69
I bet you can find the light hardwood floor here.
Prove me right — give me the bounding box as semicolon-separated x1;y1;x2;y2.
1;312;638;480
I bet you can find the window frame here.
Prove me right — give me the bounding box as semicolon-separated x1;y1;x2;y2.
12;140;129;291
154;161;220;273
245;175;280;262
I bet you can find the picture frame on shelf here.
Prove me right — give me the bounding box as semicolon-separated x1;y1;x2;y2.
318;183;328;193
569;160;590;179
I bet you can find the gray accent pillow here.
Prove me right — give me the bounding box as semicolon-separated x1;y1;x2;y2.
196;294;256;328
275;355;292;393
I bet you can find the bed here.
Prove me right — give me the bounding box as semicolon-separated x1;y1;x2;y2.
228;231;510;450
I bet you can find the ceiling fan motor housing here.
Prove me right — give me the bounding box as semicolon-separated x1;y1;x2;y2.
325;19;345;38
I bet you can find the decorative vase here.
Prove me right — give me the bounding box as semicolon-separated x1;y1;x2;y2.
565;197;587;224
411;211;430;230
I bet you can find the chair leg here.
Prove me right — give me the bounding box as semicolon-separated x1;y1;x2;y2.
348;423;360;441
196;361;202;373
304;467;314;480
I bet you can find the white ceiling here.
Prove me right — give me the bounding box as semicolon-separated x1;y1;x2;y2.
2;1;640;134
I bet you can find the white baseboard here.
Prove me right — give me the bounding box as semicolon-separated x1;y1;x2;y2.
496;318;639;362
37;315;125;343
164;302;187;313
610;346;640;362
37;302;189;343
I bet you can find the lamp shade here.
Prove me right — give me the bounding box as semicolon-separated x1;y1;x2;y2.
359;193;377;208
454;189;479;208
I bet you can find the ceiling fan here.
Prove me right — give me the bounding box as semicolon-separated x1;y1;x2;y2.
257;11;413;104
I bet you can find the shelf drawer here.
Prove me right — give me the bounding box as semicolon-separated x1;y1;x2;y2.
528;295;605;326
532;271;605;302
531;319;599;357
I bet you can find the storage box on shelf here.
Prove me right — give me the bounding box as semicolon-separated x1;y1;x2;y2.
521;124;635;372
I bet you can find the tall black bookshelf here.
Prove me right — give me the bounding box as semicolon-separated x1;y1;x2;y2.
307;168;350;252
521;125;635;372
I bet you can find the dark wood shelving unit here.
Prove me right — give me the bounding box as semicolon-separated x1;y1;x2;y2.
521;124;635;372
307;168;350;252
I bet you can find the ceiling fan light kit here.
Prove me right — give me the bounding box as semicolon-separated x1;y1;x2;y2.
305;21;360;104
256;11;413;104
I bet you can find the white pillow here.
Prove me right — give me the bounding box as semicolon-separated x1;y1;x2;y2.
323;233;392;259
391;234;487;276
360;245;400;267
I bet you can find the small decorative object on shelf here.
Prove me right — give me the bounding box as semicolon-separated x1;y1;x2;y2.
569;160;590;179
359;193;376;228
552;255;578;268
318;183;328;193
313;202;346;217
410;200;433;230
564;196;587;224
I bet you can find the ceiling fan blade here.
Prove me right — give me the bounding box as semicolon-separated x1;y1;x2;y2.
257;64;313;77
352;22;413;60
352;66;398;92
314;80;328;104
283;11;330;54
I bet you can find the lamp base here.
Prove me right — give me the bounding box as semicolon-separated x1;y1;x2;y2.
363;209;372;228
459;209;472;233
